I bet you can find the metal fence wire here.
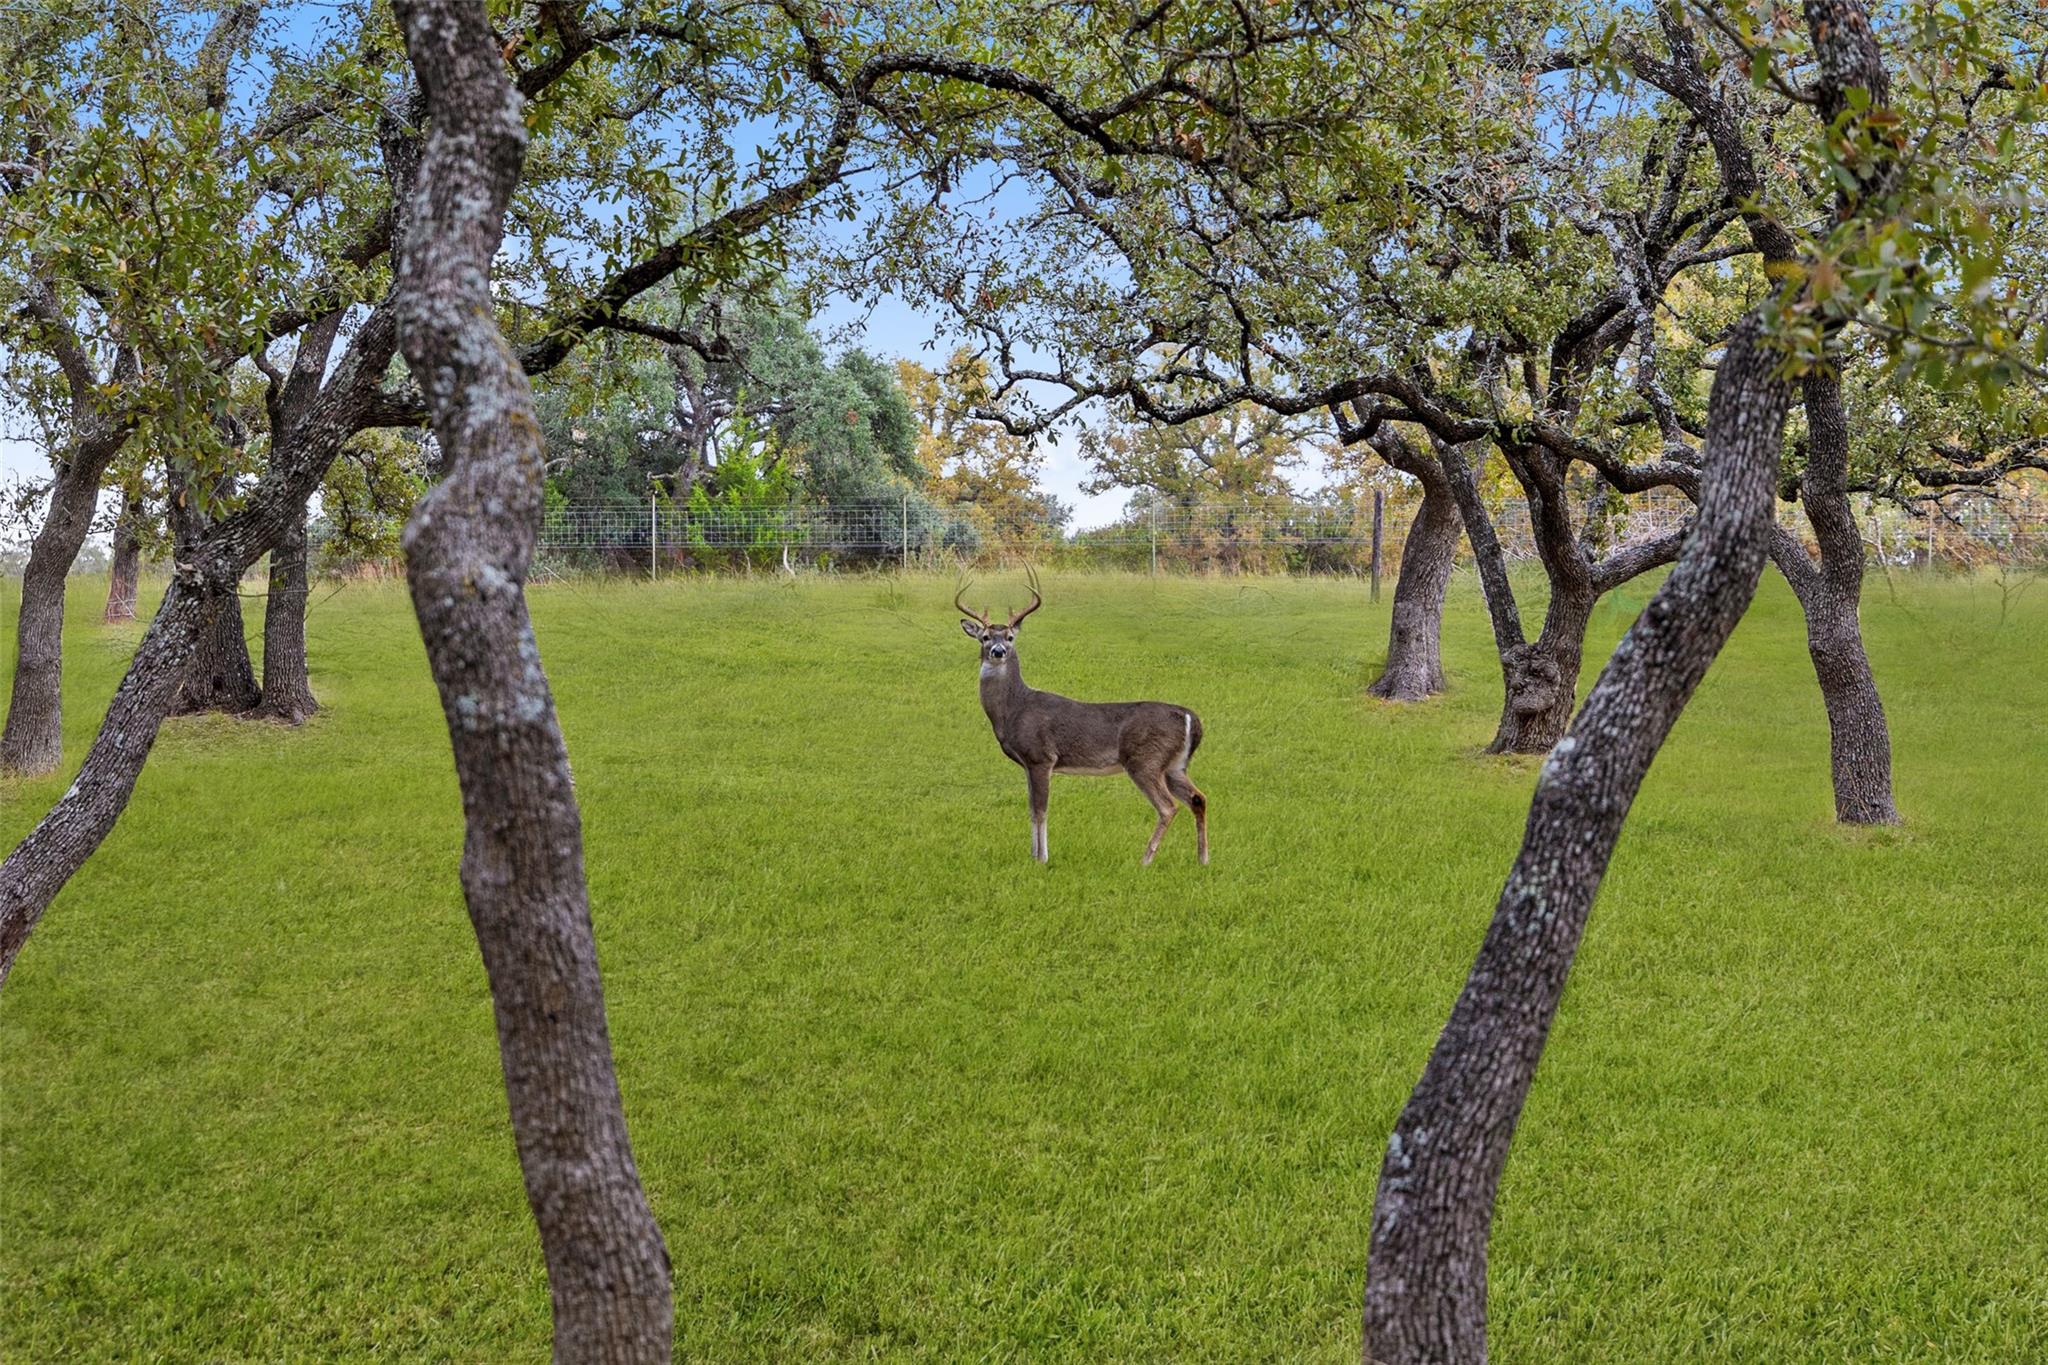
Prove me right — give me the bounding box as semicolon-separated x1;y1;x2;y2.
516;488;2047;576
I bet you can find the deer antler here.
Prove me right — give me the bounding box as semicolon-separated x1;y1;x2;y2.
1007;565;1043;628
953;580;989;627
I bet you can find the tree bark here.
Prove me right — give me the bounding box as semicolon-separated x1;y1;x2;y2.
1368;472;1460;702
253;501;318;723
1487;589;1592;755
0;305;401;987
1431;434;1598;755
1466;448;1696;757
1639;0;1900;824
1;546;73;778
1773;372;1898;823
1;424;134;776
1361;316;1793;1365
170;590;259;715
393;2;674;1359
1802;581;1896;823
1363;9;1898;1357
0;585;212;976
670;346;712;494
104;489;144;623
1483;447;1597;756
246;295;349;726
166;466;259;716
1436;441;1525;665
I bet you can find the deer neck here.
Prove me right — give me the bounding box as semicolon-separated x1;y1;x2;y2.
979;651;1029;721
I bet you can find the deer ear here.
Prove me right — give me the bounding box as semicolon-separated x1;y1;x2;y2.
960;619;984;639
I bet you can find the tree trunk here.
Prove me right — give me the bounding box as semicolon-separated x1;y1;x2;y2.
0;584;211;979
104;490;144;623
1;437;126;776
1486;590;1592;755
1806;592;1896;823
0;304;401;986
1362;316;1794;1365
170;589;259;715
670;346;712;495
166;465;259;716
1364;8;1894;1352
1433;441;1538;738
1368;475;1460;702
393;2;674;1359
2;544;74;777
254;502;318;723
1782;371;1898;824
1647;0;1899;825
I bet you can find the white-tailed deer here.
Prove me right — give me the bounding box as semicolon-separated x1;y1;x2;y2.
956;572;1208;866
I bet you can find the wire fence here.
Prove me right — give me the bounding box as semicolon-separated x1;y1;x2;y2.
12;487;2033;581
6;478;2035;584
511;488;2048;578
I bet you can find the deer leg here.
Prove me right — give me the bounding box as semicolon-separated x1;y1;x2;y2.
1027;764;1051;864
1167;769;1208;866
1133;769;1178;866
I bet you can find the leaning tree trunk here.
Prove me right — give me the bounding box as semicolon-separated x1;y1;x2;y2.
0;304;401;986
104;490;144;623
392;1;674;1358
254;502;318;723
1771;522;1899;824
1362;315;1794;1365
1;426;132;776
1368;474;1461;702
1432;439;1546;745
1782;371;1898;824
0;587;212;978
1364;6;1895;1354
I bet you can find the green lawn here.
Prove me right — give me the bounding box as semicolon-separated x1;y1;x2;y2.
2;567;2044;1362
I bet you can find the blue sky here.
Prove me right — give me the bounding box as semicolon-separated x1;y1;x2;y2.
0;5;1341;535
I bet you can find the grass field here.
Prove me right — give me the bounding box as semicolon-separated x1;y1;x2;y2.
2;566;2045;1362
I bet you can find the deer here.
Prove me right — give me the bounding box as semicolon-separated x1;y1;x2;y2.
956;571;1208;866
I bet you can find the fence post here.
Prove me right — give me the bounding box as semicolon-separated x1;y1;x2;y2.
649;494;658;581
901;492;910;572
1370;488;1385;602
1149;502;1159;577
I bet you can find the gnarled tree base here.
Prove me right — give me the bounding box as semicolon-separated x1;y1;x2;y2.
170;591;259;717
1485;638;1579;755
